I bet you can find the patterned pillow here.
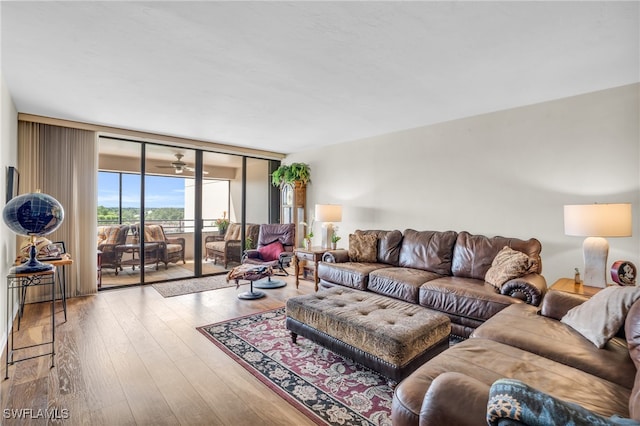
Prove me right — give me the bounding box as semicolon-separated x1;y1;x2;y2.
98;226;122;246
485;246;537;289
144;225;165;242
348;233;378;263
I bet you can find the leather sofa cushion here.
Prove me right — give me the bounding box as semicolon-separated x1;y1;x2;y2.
419;276;522;322
393;338;631;424
368;267;443;304
452;231;542;280
473;303;636;389
398;229;457;274
356;229;403;265
625;301;640;420
626;300;640;370
317;261;390;290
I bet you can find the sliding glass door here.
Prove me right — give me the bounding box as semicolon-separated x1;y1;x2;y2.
97;138;142;287
97;137;275;289
142;144;196;284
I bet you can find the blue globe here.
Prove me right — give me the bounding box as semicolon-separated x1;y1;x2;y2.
3;193;64;273
3;192;64;237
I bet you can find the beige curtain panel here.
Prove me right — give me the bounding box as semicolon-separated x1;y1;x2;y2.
18;121;98;301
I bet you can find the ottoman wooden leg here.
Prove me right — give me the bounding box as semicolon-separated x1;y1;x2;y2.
291;332;298;344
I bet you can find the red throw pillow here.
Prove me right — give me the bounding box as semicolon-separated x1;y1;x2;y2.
258;241;284;262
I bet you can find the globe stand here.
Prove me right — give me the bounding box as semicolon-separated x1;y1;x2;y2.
11;243;53;274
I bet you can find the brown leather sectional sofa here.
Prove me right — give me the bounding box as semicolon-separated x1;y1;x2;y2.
392;290;640;425
318;229;547;338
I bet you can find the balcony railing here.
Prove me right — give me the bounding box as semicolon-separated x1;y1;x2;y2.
97;219;223;234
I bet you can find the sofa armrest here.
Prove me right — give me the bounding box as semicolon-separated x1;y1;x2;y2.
539;290;589;320
500;273;547;306
205;235;224;243
279;250;294;261
241;248;260;263
97;243;118;253
225;240;242;252
417;372;490;426
322;249;349;263
166;236;185;248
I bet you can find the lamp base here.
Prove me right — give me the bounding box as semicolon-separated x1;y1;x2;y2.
582;236;609;288
11;244;53;274
321;223;334;249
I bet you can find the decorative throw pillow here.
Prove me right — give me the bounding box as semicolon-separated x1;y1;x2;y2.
144;224;165;242
258;241;284;262
485;246;537;289
348;233;378;263
561;286;640;348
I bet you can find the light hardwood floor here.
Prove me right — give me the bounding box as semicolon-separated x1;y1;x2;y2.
1;272;318;425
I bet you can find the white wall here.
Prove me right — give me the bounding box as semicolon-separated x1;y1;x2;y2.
1;72;19;348
245;158;270;225
229;158;270;225
286;84;640;285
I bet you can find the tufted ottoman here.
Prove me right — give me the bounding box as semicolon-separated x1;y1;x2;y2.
285;286;451;383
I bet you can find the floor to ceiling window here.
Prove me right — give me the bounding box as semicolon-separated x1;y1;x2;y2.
97;136;274;289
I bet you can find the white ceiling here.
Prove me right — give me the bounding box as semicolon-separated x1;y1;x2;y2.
1;1;638;155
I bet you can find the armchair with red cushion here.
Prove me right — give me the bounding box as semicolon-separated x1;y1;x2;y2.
243;223;296;275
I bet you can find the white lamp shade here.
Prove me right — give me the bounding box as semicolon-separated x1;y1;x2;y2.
315;204;342;223
564;203;632;237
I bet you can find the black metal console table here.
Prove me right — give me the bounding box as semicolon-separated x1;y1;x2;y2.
5;268;56;379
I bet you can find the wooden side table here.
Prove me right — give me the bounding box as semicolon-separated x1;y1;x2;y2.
45;256;72;322
293;247;329;292
550;278;605;297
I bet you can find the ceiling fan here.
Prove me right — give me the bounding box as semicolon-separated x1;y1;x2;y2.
156;153;207;174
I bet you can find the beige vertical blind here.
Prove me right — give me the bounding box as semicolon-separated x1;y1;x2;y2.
18;121;98;301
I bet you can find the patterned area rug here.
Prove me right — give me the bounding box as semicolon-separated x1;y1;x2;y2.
197;308;392;426
152;274;247;297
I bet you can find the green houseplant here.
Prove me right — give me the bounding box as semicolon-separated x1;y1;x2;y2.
214;211;230;235
271;163;311;187
331;228;341;249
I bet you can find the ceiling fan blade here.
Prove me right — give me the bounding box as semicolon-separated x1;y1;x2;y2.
183;166;208;174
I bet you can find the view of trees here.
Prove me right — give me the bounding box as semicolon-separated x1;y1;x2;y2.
97;206;184;224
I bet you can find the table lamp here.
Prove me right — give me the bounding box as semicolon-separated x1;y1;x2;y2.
2;192;65;273
564;203;632;287
315;204;342;249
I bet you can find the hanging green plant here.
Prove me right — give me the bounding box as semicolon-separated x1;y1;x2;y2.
271;163;311;187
